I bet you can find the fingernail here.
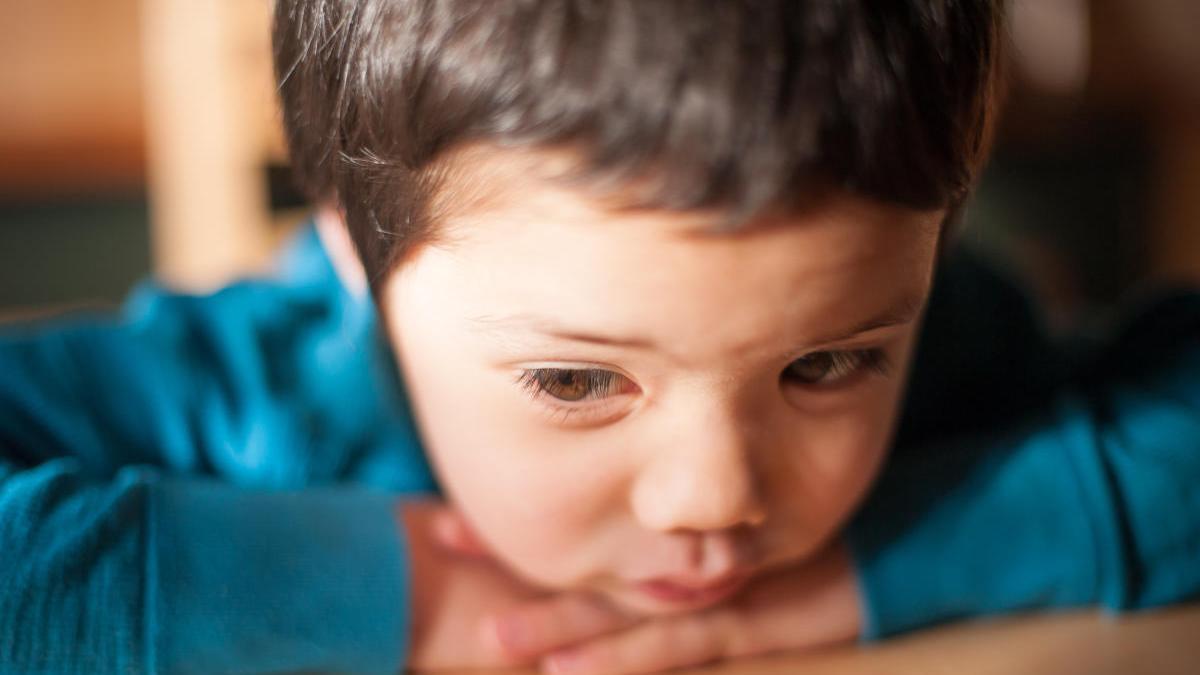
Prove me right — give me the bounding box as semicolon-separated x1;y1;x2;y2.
480;617;507;656
492;616;528;653
542;649;585;675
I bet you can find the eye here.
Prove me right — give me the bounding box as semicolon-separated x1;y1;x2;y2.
782;349;890;386
516;368;636;403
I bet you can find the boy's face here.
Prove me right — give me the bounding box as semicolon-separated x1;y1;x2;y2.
381;150;943;615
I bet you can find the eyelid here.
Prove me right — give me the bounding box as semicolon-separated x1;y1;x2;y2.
781;324;911;364
512;361;642;390
783;348;892;389
829;349;890;378
511;358;633;372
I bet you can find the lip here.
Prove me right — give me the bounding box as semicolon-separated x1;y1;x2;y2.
633;573;750;607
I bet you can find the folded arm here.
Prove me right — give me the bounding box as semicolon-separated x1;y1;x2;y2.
0;270;433;673
849;283;1200;639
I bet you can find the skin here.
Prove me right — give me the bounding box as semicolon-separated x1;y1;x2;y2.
319;147;946;672
421;506;866;673
367;147;945;617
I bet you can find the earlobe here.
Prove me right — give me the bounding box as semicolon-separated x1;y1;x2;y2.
315;204;370;297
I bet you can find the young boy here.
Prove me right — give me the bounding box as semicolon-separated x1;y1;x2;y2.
2;1;1198;673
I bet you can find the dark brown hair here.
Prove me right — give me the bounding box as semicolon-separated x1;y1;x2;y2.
274;0;1006;289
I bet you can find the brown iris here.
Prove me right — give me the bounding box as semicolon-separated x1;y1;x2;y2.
536;369;592;401
785;352;836;384
523;368;632;402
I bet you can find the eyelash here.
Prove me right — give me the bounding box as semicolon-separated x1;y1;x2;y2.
514;368;635;422
515;348;891;421
781;348;892;386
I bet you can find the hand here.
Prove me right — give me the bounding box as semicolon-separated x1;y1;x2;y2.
436;505;861;675
399;500;546;671
531;542;860;675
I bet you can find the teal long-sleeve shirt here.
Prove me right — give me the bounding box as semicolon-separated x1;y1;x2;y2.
1;223;1197;672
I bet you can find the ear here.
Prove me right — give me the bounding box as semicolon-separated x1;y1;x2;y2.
315;204;369;298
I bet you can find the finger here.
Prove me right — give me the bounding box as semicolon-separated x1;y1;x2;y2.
540;612;730;675
483;593;639;660
733;540;861;654
429;507;492;558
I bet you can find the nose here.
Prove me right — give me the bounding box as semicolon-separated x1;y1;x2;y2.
630;406;767;533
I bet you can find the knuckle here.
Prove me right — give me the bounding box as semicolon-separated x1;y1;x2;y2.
712;608;754;657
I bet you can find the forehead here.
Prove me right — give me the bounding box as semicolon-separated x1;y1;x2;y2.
392;149;943;362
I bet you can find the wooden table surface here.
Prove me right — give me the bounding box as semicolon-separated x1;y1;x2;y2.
442;604;1200;675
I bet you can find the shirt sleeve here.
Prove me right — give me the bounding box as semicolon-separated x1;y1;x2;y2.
846;288;1200;640
0;269;434;672
0;458;410;674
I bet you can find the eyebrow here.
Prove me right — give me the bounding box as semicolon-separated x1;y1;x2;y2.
815;292;927;345
472;314;658;350
469;292;926;353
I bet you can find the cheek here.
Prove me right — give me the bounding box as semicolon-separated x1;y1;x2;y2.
765;379;905;555
392;326;630;587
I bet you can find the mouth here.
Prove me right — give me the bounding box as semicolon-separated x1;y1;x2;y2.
631;572;751;609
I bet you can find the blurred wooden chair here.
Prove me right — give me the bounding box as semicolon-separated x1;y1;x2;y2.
141;0;303;291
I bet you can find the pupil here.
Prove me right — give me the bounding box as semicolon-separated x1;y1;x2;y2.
542;370;590;401
791;353;833;382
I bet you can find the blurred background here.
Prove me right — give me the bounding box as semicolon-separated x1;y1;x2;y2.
0;0;1197;328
